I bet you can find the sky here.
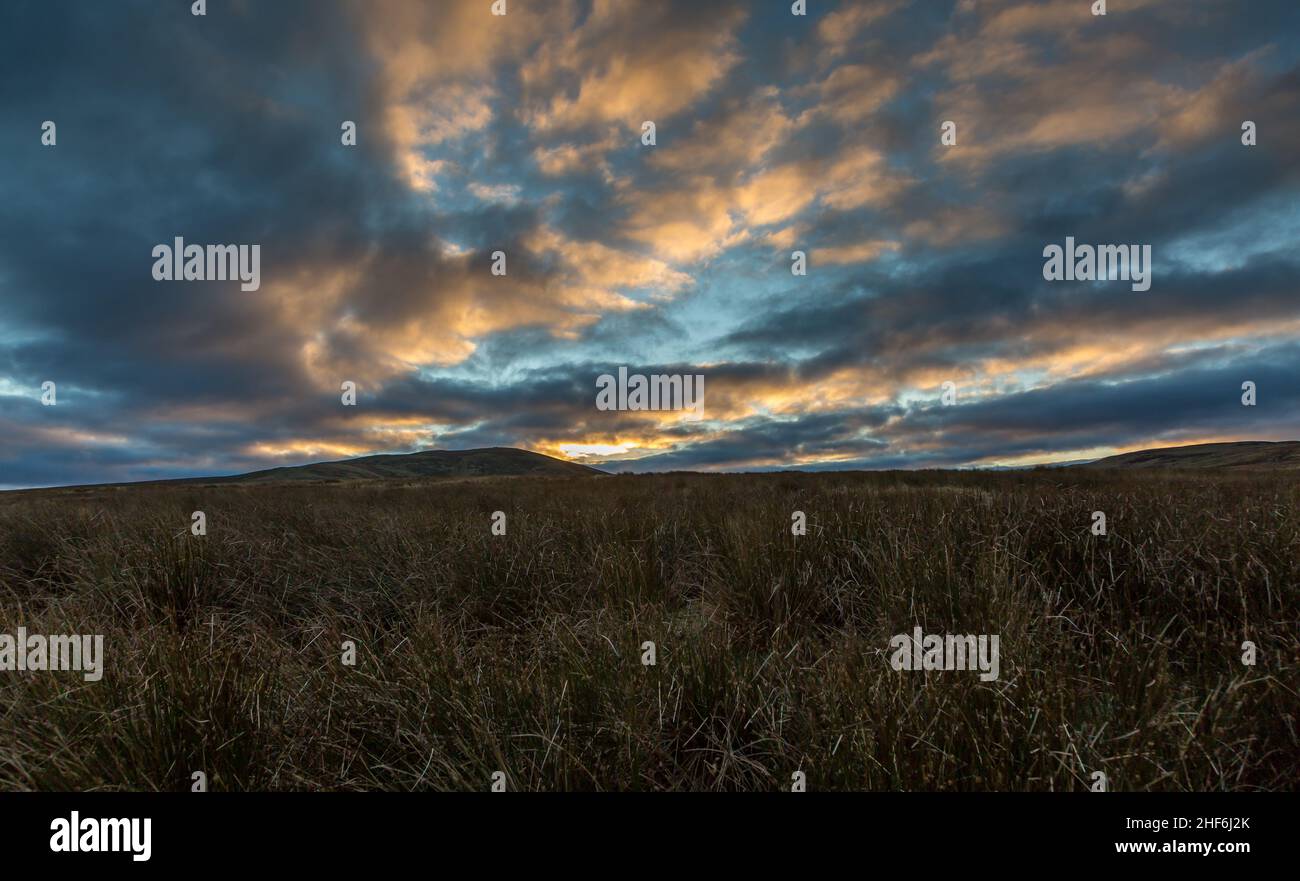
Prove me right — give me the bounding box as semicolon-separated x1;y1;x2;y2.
2;0;1299;489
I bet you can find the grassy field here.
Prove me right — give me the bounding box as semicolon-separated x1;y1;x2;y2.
0;469;1295;791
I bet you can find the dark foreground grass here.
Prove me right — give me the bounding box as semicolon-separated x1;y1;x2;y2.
0;469;1295;791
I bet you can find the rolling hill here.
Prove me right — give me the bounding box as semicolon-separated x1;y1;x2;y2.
228;447;605;482
1079;441;1300;470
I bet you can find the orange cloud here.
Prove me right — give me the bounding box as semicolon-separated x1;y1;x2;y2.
520;1;747;134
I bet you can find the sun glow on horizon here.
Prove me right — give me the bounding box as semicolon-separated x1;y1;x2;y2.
557;442;637;458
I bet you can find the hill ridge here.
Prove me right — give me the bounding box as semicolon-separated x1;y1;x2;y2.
230;446;605;482
1079;440;1300;470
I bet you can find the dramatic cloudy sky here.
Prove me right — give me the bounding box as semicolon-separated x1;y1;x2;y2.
2;0;1298;488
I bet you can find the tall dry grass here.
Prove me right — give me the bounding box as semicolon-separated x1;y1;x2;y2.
0;469;1295;790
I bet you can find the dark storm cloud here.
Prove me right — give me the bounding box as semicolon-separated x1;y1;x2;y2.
1;0;1298;487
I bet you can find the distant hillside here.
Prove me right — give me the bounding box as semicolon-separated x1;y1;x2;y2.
230;447;605;482
1079;441;1300;470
